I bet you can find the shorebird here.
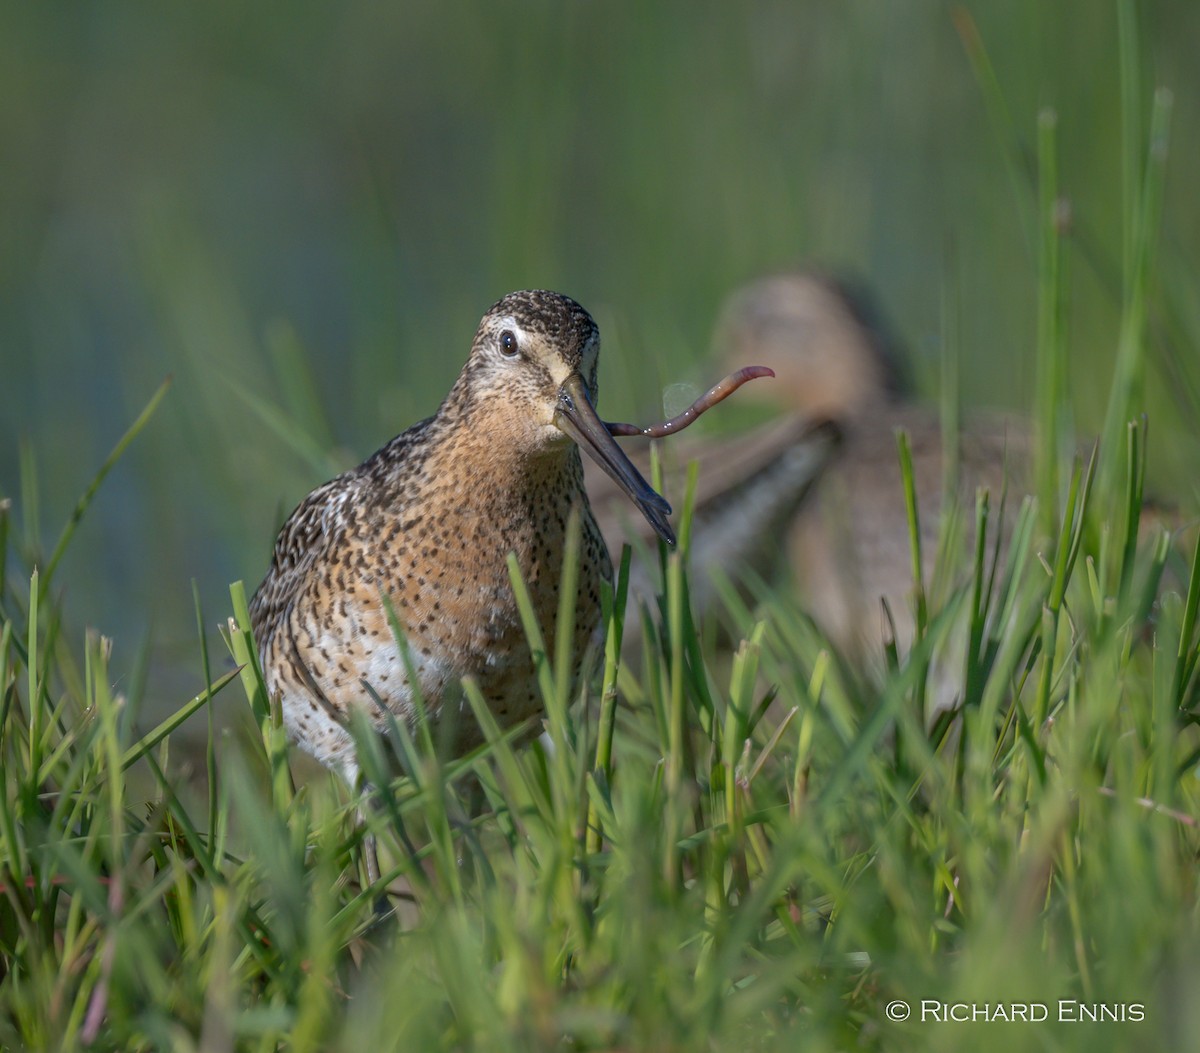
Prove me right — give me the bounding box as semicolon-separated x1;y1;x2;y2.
590;271;1029;663
248;291;675;867
714;272;1030;656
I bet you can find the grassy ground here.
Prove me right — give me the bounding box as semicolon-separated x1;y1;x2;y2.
3;4;1200;1052
3;376;1199;1051
4;169;1200;1052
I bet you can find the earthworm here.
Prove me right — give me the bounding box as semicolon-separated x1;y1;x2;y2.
605;366;775;438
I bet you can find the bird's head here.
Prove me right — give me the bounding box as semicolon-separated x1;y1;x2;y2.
448;290;675;545
712;272;902;421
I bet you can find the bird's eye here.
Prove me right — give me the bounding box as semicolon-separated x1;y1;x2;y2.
499;330;519;358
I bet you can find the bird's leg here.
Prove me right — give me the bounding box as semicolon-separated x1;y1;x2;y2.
345;753;392;918
353;780;389;920
356;772;433;925
360;816;382;888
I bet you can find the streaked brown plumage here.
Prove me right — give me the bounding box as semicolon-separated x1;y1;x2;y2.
249;290;674;792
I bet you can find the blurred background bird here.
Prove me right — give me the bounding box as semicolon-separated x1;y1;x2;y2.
589;270;1031;684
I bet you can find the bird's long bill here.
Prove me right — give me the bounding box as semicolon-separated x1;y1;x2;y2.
554;373;676;546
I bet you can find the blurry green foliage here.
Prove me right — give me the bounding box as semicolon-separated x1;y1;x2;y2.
1;1;1198;677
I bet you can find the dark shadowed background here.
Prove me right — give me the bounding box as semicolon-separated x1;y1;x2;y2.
2;1;1199;707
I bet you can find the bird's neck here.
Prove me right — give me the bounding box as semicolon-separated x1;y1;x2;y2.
423;408;581;513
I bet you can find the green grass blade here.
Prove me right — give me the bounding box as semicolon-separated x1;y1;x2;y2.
119;666;240;772
587;544;631;858
41;377;172;595
1035;107;1067;537
1173;528;1200;710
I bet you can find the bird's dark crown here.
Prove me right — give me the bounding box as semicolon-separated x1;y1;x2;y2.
476;290;599;372
437;290;603;436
